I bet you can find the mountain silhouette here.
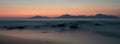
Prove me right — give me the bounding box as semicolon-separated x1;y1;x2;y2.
30;14;119;19
30;15;49;19
94;14;118;18
56;13;118;19
56;14;74;18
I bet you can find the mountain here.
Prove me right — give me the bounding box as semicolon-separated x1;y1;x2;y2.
94;14;118;18
56;14;74;18
56;14;119;19
30;14;119;19
30;15;49;19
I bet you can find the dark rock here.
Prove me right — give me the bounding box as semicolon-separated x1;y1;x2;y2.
57;24;66;27
15;26;26;29
69;25;79;31
7;27;16;30
94;23;101;26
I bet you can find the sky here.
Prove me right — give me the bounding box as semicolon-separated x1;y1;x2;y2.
0;0;120;18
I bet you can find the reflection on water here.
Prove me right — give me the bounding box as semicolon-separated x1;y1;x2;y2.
0;30;120;44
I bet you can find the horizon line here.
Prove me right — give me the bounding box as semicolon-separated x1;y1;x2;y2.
0;13;119;19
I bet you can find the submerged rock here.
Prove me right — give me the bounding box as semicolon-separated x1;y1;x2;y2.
16;26;26;29
69;25;79;31
94;23;102;26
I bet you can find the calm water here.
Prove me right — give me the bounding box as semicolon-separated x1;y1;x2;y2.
0;19;120;44
0;18;120;28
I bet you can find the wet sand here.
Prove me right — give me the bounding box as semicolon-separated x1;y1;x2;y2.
0;30;120;44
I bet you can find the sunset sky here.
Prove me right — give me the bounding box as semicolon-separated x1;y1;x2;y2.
0;0;120;18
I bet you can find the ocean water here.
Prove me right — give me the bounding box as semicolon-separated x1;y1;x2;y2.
0;18;120;32
0;19;120;44
0;18;119;26
0;19;120;29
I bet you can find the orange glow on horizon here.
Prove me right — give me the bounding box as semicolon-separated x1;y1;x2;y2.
0;6;120;18
0;0;120;18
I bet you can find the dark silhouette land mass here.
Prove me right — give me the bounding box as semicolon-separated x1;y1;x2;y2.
31;14;119;19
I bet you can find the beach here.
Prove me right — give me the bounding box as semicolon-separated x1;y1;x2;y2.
0;19;120;44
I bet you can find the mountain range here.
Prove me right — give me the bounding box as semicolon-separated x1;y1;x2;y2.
31;14;119;19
